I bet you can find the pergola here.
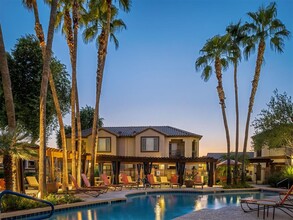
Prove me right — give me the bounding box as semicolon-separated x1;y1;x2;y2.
96;155;218;187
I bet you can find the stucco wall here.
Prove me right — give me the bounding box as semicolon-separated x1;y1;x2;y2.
117;137;135;156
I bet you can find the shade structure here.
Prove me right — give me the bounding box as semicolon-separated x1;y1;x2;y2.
217;159;242;167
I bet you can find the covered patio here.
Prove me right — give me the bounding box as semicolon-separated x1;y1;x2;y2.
95;155;218;187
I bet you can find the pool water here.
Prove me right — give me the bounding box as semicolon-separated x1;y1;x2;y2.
49;191;277;220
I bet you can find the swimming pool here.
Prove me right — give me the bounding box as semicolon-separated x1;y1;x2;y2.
49;191;277;220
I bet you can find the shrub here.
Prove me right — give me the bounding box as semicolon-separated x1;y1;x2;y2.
1;193;83;213
267;172;284;187
222;182;252;189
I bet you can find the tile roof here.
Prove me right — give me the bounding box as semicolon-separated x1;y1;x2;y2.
71;126;202;138
206;152;254;160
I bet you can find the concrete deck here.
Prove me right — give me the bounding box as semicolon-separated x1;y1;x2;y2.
1;185;292;219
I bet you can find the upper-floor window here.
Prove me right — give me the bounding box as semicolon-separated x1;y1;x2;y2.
98;137;111;152
141;137;159;152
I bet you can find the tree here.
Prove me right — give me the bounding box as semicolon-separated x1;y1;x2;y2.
80;105;104;130
0;24;16;190
0;35;71;143
241;2;291;183
252;90;293;151
22;0;71;191
225;21;247;184
55;0;86;184
83;0;130;185
38;0;58;198
195;34;232;185
56;107;104;147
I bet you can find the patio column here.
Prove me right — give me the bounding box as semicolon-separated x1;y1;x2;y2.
176;161;185;186
112;161;120;184
207;162;214;187
137;163;142;182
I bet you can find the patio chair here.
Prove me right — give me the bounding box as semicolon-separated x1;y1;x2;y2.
193;176;204;189
147;174;161;188
69;174;102;197
170;174;180;188
159;176;171;187
100;174;123;191
240;185;293;219
81;173;109;193
0;179;5;190
26;176;39;189
279;187;293;204
120;173;138;189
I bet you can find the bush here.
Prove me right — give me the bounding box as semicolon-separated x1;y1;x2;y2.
222;182;252;189
1;193;83;213
267;172;284;187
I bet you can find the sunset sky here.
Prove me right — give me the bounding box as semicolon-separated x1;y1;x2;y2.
0;0;292;156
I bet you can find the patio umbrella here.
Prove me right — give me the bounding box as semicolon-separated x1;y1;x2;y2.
216;159;242;167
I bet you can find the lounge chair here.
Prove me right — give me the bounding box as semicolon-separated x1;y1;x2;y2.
170;174;180;188
120;173;138;189
147;174;161;188
26;176;39;189
240;185;293;219
100;174;123;191
193;176;204;189
69;174;102;197
159;176;170;187
0;179;5;190
279;187;293;204
81;173;109;193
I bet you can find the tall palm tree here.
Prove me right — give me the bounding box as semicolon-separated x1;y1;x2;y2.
55;0;85;185
0;25;16;191
38;0;58;198
22;0;69;191
241;2;291;183
83;0;130;185
225;21;247;184
195;35;232;185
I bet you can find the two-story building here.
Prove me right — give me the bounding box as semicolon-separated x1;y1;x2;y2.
66;126;206;181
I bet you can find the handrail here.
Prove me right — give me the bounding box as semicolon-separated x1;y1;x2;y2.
0;190;54;219
276;178;290;189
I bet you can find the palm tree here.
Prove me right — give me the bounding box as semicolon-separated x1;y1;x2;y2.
83;0;130;185
225;21;247;184
241;2;291;183
22;0;69;192
195;35;232;185
0;25;16;191
38;0;58;198
55;0;85;185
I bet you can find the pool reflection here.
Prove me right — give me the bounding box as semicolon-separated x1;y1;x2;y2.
50;191;278;220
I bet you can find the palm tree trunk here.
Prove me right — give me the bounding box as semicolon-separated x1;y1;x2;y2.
73;0;82;185
63;8;77;180
215;57;231;185
90;0;112;185
0;25;16;191
241;39;266;183
31;0;69;191
76;85;82;185
233;61;239;185
38;0;58;198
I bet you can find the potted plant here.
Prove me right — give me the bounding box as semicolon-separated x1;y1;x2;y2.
184;166;197;188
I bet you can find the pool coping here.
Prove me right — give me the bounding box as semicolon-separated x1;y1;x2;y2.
0;187;284;219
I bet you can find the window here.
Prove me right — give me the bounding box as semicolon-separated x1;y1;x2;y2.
141;137;159;152
98;137;111;152
256;150;262;157
169;140;185;157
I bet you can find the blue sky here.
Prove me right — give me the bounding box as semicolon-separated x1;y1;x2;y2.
0;0;292;156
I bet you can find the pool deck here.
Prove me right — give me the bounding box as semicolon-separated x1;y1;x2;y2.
1;184;292;219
